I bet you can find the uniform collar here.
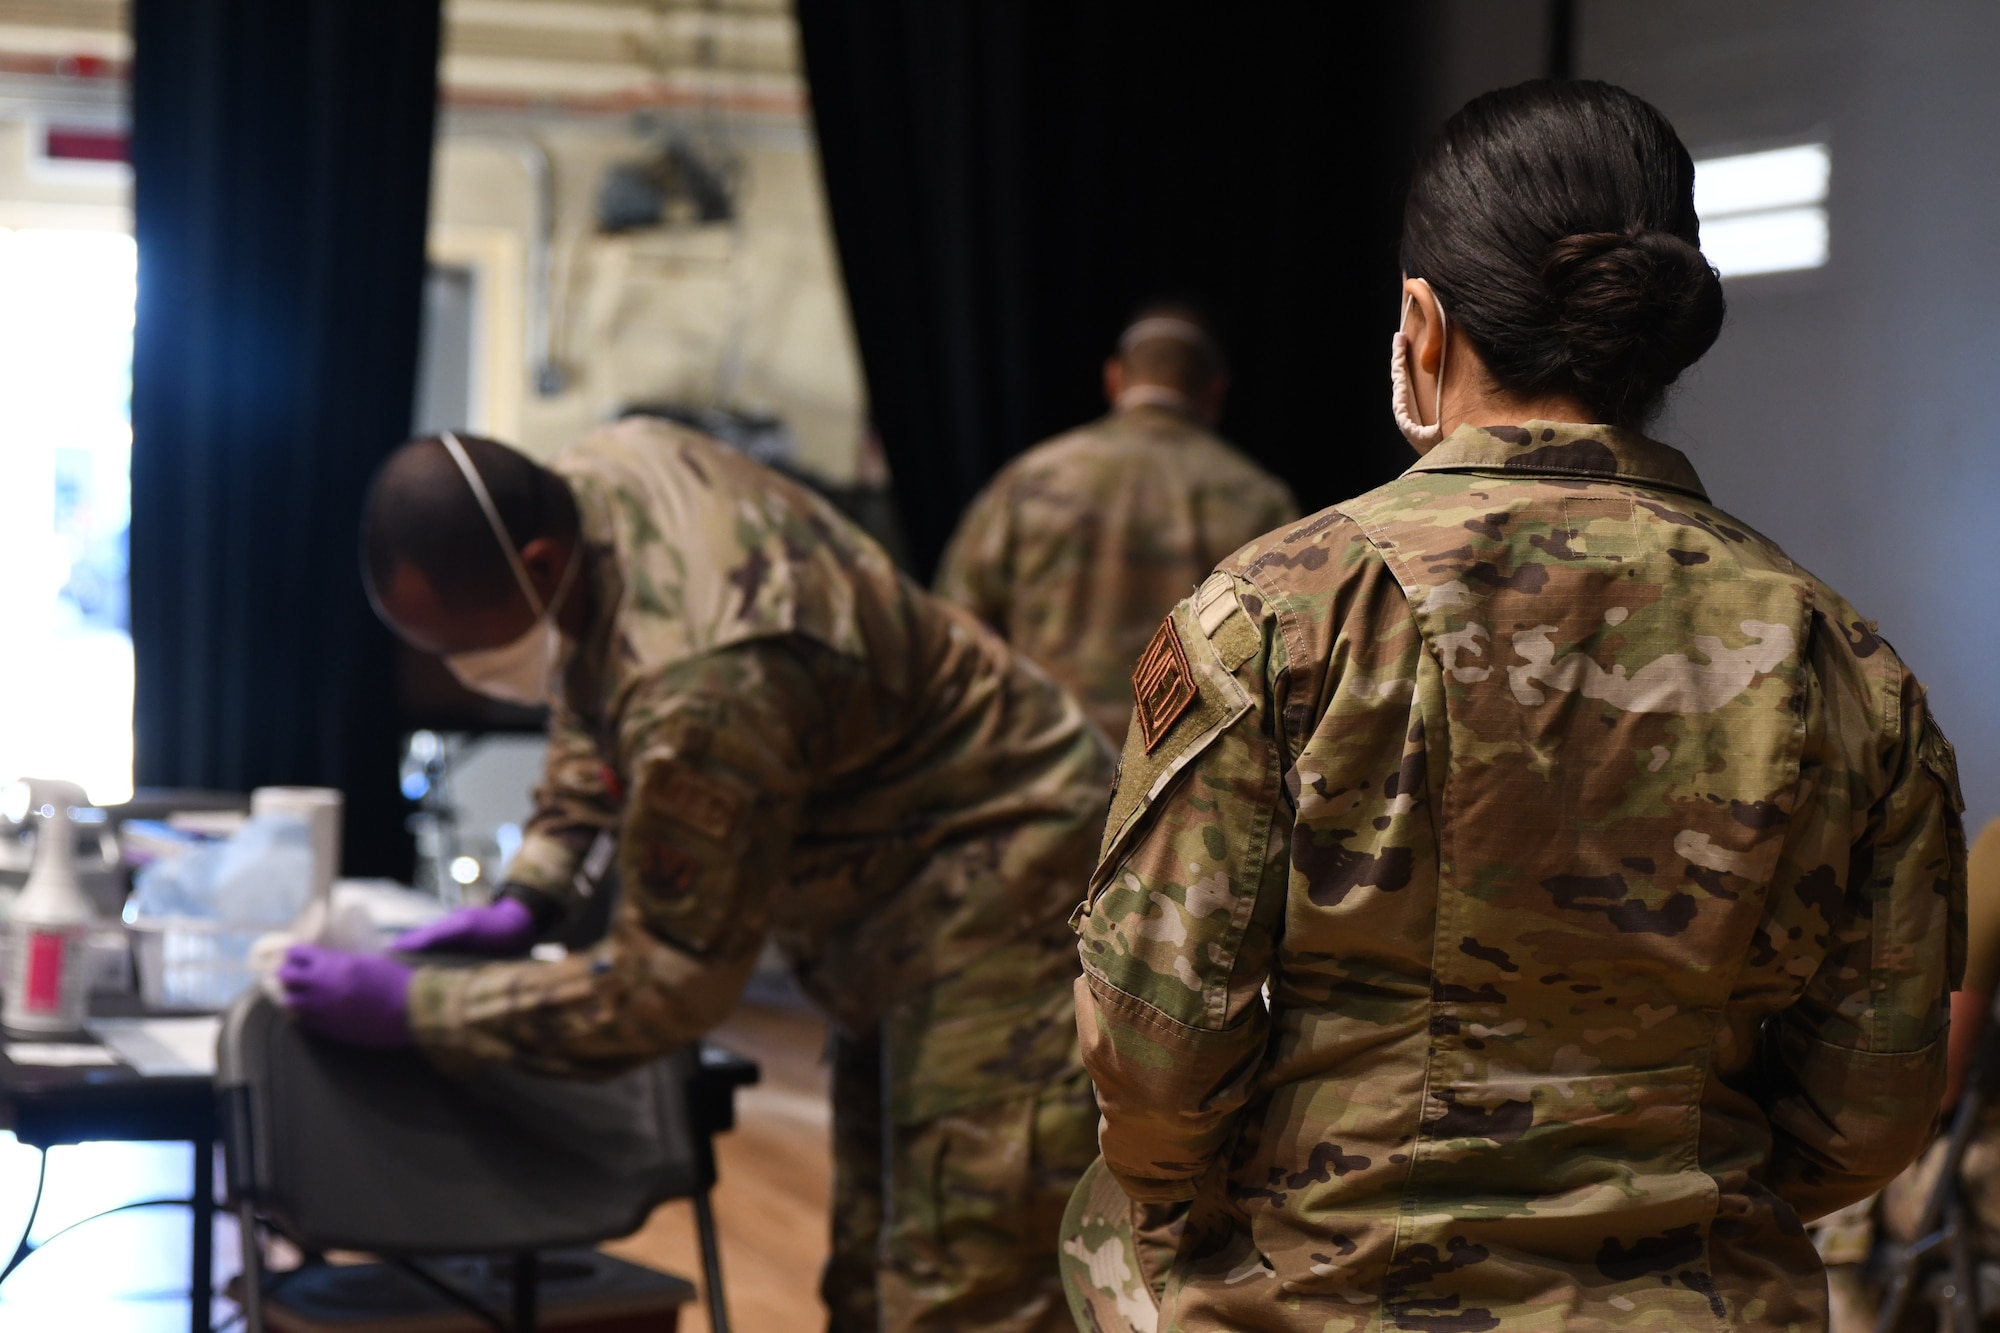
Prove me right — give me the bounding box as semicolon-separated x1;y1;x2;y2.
1113;396;1199;424
1406;419;1708;500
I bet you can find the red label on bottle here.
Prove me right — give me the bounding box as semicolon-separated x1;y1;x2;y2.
24;931;66;1013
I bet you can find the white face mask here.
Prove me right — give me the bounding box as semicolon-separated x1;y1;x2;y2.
436;432;582;708
1391;281;1451;449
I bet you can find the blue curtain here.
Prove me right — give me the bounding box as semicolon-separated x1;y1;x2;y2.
129;0;441;876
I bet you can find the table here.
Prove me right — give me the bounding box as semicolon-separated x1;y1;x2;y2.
0;992;219;1332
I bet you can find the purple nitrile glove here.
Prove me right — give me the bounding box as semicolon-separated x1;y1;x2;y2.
392;895;538;956
278;945;414;1049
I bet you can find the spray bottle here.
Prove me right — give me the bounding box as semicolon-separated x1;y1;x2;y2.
4;779;98;1033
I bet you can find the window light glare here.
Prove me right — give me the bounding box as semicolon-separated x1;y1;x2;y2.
1693;144;1830;219
1700;207;1829;279
1691;142;1831;279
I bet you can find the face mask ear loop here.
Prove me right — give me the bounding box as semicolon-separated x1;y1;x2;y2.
440;431;547;618
1392;288;1449;448
545;534;583;623
1432;299;1450;431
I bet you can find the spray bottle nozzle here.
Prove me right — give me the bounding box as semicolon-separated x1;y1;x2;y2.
2;779;90;828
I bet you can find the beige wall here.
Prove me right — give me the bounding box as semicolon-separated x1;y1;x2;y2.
429;113;868;482
0;116;128;228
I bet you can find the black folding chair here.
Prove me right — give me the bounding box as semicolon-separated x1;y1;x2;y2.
217;991;750;1332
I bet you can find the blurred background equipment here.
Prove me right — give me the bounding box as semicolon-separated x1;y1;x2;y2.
1868;987;2000;1332
398;730;542;907
597;134;740;233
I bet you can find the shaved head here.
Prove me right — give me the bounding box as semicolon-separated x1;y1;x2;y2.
361;433;579;614
1115;300;1226;395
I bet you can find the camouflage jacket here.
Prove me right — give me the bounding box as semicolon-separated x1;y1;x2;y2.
936;404;1299;743
408;417;1111;1081
1074;422;1967;1331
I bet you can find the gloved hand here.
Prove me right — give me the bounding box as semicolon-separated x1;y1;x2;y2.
392;895;538;956
277;945;413;1048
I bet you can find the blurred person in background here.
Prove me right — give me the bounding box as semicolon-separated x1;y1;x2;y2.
1836;815;2000;1331
1061;79;1965;1332
936;302;1298;744
1938;817;2000;1111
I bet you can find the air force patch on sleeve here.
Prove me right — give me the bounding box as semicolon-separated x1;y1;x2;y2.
1133;615;1197;752
644;766;746;842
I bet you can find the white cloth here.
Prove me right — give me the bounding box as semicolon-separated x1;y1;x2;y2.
250;879;446;1001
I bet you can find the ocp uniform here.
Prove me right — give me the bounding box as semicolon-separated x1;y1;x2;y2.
401;416;1113;1333
1064;422;1966;1332
935;404;1299;744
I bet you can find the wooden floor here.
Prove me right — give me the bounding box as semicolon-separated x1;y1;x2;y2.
604;999;835;1331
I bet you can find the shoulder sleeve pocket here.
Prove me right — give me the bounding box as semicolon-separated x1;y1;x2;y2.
1920;712;1966;814
1918;711;1969;987
1089;591;1254;901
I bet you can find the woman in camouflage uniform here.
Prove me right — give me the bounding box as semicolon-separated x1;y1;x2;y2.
1061;80;1965;1332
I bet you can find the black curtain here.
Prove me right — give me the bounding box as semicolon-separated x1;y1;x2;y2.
129;0;441;876
798;3;1423;579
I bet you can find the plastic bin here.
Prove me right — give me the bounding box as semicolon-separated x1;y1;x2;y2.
128;917;264;1010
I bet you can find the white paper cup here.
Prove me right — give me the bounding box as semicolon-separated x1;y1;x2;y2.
250;787;343;907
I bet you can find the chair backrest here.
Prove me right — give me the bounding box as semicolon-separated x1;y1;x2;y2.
217;992;702;1255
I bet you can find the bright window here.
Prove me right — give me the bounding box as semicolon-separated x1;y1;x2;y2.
0;228;135;805
1694;143;1831;278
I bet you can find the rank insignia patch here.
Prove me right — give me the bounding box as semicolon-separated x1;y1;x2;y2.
1133;615;1196;753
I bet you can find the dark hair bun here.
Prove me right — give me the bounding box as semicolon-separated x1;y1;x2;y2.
1541;229;1725;426
1401;80;1727;426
